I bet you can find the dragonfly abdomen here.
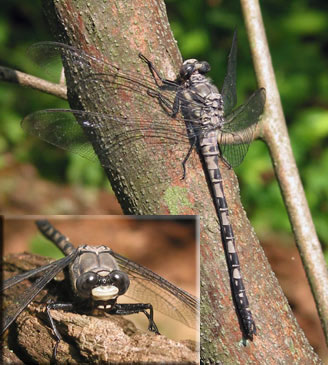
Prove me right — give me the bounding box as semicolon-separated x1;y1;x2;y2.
200;130;256;339
36;219;75;255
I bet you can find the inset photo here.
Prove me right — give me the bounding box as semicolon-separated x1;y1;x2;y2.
2;215;199;364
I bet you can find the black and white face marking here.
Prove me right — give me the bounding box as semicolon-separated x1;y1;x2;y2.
76;269;130;302
70;245;131;307
179;59;211;80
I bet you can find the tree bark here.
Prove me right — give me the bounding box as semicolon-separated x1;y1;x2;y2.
17;0;321;363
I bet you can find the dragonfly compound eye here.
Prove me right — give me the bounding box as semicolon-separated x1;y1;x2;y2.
76;272;99;295
180;63;195;79
109;270;130;295
197;61;211;74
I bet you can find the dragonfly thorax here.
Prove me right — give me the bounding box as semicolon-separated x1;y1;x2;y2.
179;72;225;130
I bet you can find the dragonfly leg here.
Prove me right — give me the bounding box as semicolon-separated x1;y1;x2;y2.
46;302;74;361
139;53;178;89
181;137;197;180
146;89;175;116
111;303;160;334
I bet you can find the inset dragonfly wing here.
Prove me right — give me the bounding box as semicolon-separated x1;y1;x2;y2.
221;30;238;116
2;260;60;292
111;250;198;329
2;251;77;335
219;88;266;167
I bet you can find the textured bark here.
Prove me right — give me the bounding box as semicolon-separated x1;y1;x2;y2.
21;0;321;363
2;253;198;364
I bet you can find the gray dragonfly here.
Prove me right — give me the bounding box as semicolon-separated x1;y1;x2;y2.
2;219;198;360
21;31;265;340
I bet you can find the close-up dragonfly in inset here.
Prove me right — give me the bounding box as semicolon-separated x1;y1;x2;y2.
2;217;199;364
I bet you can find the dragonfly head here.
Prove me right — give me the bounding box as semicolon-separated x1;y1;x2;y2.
76;269;130;301
179;59;211;81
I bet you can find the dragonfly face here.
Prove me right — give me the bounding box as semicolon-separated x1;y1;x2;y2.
72;245;130;307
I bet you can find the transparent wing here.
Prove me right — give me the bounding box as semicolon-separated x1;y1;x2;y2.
28;42;204;114
21;108;202;192
2;261;60;291
221;30;238;116
28;41;148;88
22;109;99;163
219;88;266;167
111;250;198;329
21;108;194;159
2;251;77;334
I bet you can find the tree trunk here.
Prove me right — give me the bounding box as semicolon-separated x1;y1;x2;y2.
22;0;321;363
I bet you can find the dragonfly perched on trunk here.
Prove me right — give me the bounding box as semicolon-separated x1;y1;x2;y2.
21;31;265;339
2;219;198;361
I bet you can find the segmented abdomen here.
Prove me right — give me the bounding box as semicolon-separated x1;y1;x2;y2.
36;220;75;255
199;130;256;338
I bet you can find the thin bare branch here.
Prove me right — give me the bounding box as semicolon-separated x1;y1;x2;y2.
0;66;67;100
241;0;328;345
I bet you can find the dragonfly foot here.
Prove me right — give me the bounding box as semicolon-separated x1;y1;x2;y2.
148;322;160;335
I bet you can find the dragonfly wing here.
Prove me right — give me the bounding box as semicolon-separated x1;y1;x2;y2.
21;108;201;191
2;251;77;335
28;41;126;85
221;30;238;116
111;250;198;329
28;42;205;123
219;87;266;167
75;71;205;124
28;42;165;90
21;109;102;163
2;261;59;291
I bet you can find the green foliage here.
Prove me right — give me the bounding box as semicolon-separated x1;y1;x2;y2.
67;153;108;187
0;1;106;188
1;1;328;248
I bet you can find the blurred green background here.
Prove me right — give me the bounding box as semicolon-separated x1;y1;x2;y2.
0;1;328;252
